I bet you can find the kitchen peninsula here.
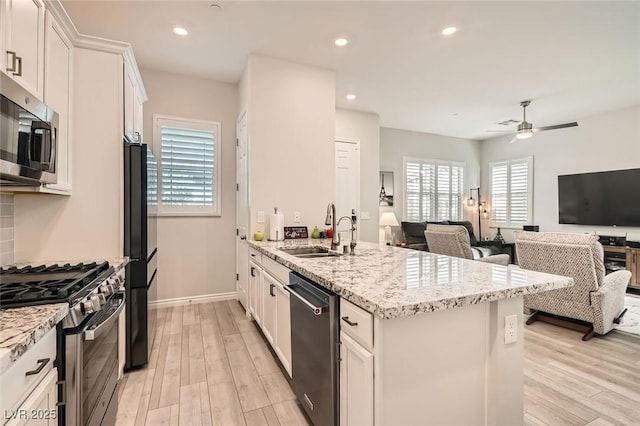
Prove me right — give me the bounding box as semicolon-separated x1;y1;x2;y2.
247;239;573;426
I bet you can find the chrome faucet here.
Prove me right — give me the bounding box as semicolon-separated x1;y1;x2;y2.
337;212;357;255
326;203;357;254
325;203;340;250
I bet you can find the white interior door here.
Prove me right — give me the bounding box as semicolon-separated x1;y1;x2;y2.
335;139;360;239
236;110;249;308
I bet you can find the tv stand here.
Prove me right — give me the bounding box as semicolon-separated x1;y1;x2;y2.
602;245;640;291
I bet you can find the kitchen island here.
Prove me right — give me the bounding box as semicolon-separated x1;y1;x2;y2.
247;239;573;426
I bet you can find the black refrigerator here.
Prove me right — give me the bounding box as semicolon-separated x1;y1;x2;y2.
123;137;158;369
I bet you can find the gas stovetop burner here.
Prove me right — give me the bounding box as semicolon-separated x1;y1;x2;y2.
0;261;111;309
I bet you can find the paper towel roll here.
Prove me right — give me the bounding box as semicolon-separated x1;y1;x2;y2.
270;211;284;241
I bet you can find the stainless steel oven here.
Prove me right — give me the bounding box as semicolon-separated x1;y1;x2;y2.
64;292;125;426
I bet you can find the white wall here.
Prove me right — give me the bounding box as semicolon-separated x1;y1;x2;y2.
335;109;380;243
481;105;640;242
380;127;482;241
15;48;123;262
242;55;336;237
140;68;238;301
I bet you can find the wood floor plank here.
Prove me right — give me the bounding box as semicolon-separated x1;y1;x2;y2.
145;406;172;426
215;301;239;336
159;318;183;407
244;341;281;376
227;349;271;412
180;383;204;426
261;406;281;426
148;308;172;410
189;323;207;385
259;372;296;405
244;409;269;426
200;382;213;426
272;400;308;425
223;333;247;353
116;367;147;426
181;324;190;386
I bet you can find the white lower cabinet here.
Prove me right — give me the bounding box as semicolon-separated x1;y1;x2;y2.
340;331;374;426
247;249;292;378
262;270;278;345
274;282;292;377
6;369;58;426
1;328;58;426
248;260;263;326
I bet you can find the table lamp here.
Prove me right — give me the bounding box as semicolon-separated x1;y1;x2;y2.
380;212;399;245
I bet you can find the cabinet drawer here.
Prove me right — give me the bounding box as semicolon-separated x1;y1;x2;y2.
248;247;262;264
0;327;57;415
340;299;373;350
262;256;290;285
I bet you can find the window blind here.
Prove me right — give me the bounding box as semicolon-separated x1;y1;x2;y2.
404;159;464;222
160;126;215;206
490;157;532;224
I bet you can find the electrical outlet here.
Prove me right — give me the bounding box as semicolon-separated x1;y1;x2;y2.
294;211;301;222
504;314;518;344
257;211;265;223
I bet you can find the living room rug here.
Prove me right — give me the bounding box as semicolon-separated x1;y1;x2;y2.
613;295;640;337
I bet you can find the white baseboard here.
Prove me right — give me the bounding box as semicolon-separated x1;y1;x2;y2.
150;292;237;308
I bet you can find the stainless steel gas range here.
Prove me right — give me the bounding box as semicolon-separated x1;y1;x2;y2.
0;261;126;426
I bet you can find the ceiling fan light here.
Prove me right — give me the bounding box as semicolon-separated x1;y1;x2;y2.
516;130;533;139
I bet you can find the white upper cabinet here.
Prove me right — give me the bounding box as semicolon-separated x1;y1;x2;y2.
43;10;72;193
123;57;145;142
0;0;46;99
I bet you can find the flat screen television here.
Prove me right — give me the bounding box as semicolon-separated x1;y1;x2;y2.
558;168;640;227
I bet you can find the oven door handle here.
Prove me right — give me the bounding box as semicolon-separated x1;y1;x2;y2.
84;295;125;341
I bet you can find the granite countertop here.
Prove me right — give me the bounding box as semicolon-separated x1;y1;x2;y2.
0;303;68;375
0;257;128;374
248;239;573;319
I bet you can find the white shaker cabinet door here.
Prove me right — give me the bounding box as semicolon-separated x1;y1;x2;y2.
261;270;277;345
1;0;45;99
340;332;374;426
6;369;58;426
249;261;263;326
43;11;72;193
275;282;292;377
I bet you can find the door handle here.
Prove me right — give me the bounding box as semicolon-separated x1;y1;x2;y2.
284;284;324;315
6;50;16;72
13;56;22;77
25;358;50;376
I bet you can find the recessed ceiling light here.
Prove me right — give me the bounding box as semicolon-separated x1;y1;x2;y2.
334;38;349;47
173;26;188;36
346;94;357;101
442;26;457;36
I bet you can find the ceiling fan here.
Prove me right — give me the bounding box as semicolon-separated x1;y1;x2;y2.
487;100;578;143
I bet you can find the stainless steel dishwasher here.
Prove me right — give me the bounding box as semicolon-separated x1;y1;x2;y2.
286;272;339;426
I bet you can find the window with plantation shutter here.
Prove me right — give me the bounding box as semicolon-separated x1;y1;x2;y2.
154;115;221;216
490;157;533;225
403;158;465;222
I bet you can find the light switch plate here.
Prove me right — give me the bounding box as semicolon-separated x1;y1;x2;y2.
361;211;370;220
257;211;265;223
294;211;301;222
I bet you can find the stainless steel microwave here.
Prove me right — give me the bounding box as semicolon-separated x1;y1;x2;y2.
0;72;58;186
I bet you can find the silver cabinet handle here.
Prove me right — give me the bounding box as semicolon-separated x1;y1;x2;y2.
13;56;22;77
25;358;50;376
6;51;17;72
341;316;358;327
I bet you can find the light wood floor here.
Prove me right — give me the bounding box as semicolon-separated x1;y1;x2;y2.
115;300;640;426
115;301;309;426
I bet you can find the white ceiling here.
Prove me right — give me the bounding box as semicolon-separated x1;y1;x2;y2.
62;1;640;140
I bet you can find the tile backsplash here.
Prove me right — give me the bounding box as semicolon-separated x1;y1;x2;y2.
1;194;14;266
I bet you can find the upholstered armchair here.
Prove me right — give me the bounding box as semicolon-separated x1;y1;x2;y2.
514;231;631;340
425;224;510;265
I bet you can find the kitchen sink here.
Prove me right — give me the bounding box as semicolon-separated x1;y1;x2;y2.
278;246;340;258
